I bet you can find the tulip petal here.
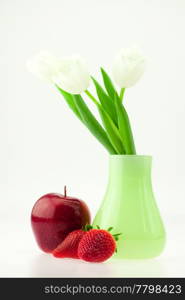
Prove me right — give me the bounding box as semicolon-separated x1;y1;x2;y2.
112;46;146;88
53;56;90;94
26;51;60;83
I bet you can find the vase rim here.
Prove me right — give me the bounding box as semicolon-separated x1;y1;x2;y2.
110;154;152;158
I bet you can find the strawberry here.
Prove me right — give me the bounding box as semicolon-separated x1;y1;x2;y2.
52;229;85;259
78;227;120;263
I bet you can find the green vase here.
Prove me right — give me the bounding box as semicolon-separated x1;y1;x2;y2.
93;155;166;259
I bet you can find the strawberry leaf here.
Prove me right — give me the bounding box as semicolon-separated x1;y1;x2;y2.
112;233;122;241
84;224;93;231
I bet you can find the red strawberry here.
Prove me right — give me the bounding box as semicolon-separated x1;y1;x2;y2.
78;228;119;263
52;229;85;259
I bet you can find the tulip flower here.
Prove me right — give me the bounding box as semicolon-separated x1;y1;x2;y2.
53;56;90;94
27;52;90;94
112;46;146;88
27;48;144;155
26;51;60;83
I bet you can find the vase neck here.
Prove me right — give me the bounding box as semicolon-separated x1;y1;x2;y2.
109;155;152;181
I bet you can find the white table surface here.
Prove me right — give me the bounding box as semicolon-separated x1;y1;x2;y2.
0;214;185;278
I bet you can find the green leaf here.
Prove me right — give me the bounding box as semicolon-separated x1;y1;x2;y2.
92;77;117;125
98;105;125;154
56;85;83;122
101;68;118;100
73;95;117;154
113;233;122;236
115;94;136;154
84;224;93;231
113;233;122;242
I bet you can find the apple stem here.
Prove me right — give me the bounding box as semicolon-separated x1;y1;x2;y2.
64;185;67;197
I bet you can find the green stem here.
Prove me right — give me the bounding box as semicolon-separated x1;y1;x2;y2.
85;90;100;107
85;89;124;154
120;88;125;102
115;93;136;155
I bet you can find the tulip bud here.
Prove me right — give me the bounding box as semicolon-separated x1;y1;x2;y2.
53;56;90;94
27;52;90;94
26;51;60;83
112;46;146;88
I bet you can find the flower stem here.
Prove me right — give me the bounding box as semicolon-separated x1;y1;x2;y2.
120;88;125;102
85;90;99;107
64;185;67;197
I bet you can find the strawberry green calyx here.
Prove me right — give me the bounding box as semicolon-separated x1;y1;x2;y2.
112;233;122;241
83;224;93;231
83;224;122;243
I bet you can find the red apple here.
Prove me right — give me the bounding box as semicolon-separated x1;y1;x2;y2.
31;187;91;253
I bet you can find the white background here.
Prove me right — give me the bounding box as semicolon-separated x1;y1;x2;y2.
0;0;185;277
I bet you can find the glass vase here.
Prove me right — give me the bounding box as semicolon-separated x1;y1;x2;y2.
93;155;166;259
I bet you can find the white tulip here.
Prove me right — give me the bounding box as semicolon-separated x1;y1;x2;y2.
53;56;90;94
27;52;90;94
112;46;146;88
26;51;60;83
